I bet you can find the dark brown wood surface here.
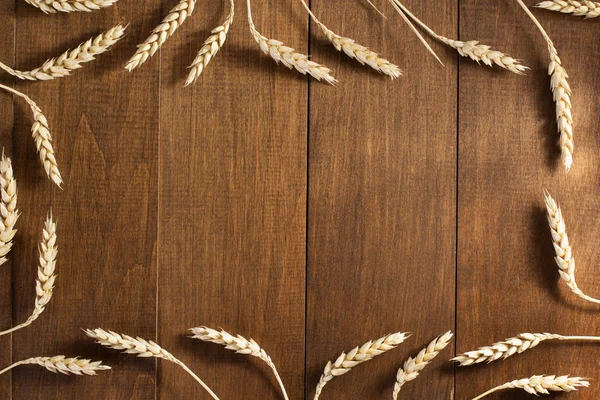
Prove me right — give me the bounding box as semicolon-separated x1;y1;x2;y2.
0;0;599;399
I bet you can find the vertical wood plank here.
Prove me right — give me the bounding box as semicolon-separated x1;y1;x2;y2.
0;0;14;398
306;1;457;398
10;1;160;398
457;1;600;399
157;0;306;398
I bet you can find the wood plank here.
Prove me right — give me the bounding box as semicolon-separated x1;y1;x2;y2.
306;1;457;398
157;0;307;398
9;1;160;398
0;0;14;398
457;1;600;399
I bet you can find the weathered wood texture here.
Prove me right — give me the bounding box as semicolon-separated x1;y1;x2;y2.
1;0;600;399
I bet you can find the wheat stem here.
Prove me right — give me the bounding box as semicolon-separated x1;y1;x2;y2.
126;0;196;71
472;375;589;399
185;0;235;86
22;0;118;13
0;356;110;376
246;0;336;85
0;153;19;267
0;24;126;81
537;1;600;18
190;326;289;400
298;0;401;78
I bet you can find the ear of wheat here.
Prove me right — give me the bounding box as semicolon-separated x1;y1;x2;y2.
393;331;452;399
298;0;401;79
246;0;336;85
537;1;600;18
472;375;590;399
517;0;573;170
0;153;19;267
0;24;126;81
313;331;409;400
0;84;62;187
190;326;289;400
185;0;234;86
452;332;600;366
0;214;57;337
85;328;220;400
125;0;196;71
544;192;600;303
390;0;528;74
0;356;110;376
22;0;118;13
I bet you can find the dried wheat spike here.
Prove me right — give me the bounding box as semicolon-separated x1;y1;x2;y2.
393;331;452;398
126;0;196;71
0;24;126;81
314;331;409;400
0;214;57;337
472;375;589;399
0;84;62;187
0;153;19;267
544;192;600;303
390;0;528;74
85;328;220;399
190;326;289;400
22;0;118;13
246;0;336;85
0;356;110;376
517;0;574;170
299;0;401;79
185;0;234;86
537;1;600;18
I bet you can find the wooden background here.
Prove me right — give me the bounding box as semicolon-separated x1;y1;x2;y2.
0;0;599;398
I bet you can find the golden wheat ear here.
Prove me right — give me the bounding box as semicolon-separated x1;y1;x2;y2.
23;0;119;13
0;356;110;376
537;1;600;18
472;375;589;399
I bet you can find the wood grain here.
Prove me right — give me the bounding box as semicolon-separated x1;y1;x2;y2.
306;1;457;399
157;0;306;398
457;1;600;399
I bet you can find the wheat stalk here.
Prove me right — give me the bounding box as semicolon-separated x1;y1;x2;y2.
298;0;401;79
0;214;57;337
0;84;62;187
314;331;409;400
185;0;234;86
472;375;589;399
0;153;19;267
0;24;126;81
544;192;600;303
125;0;196;72
0;356;110;376
537;1;600;18
393;331;452;399
85;328;220;399
390;0;528;74
190;326;289;400
246;0;337;85
452;332;600;366
517;0;574;171
22;0;118;13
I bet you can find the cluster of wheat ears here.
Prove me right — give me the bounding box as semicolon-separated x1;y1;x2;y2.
1;0;599;398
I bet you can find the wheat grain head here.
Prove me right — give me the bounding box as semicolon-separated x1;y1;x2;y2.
537;1;600;18
473;375;590;399
0;153;19;267
0;356;110;376
23;0;118;13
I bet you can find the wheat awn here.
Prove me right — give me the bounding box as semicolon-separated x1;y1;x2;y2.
314;331;409;400
537;1;600;18
126;0;196;71
0;153;19;267
22;0;118;13
0;356;110;376
0;24;126;81
246;0;336;85
298;0;401;78
85;328;220;399
0;214;57;337
393;331;452;399
185;0;234;86
0;84;62;187
472;375;589;399
190;326;289;400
